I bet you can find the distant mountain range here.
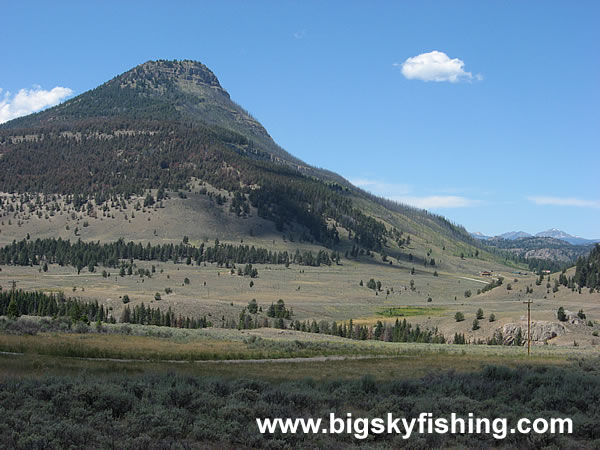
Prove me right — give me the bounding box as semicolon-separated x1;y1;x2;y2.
499;231;532;240
471;229;600;246
482;236;594;266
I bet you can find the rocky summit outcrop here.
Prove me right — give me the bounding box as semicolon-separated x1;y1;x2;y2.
502;321;567;345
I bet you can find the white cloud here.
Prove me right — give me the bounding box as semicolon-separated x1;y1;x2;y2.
392;195;479;209
0;86;73;124
351;178;412;196
528;196;600;208
351;177;478;209
293;30;306;39
396;50;479;83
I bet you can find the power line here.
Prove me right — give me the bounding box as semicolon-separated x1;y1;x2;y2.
523;299;533;356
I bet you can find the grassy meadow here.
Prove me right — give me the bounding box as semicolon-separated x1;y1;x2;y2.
1;259;598;347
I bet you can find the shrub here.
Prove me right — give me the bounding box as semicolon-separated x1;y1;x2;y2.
0;364;599;447
74;322;89;333
247;299;258;314
0;318;39;335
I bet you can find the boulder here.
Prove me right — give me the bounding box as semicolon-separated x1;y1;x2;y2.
564;310;585;326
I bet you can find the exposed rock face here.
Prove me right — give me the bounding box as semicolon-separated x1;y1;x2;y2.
502;321;567;345
120;59;225;92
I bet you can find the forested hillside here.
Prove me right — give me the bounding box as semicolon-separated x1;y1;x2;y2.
0;119;385;249
575;244;600;290
0;59;485;256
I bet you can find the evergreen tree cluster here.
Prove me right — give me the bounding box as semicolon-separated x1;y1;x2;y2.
290;318;445;344
454;330;505;346
0;290;112;323
266;299;292;319
479;276;504;294
120;303;210;329
366;278;382;291
526;258;568;274
234;300;444;344
453;333;467;344
575;244;600;290
0;289;210;330
0;237;338;270
237;263;258;278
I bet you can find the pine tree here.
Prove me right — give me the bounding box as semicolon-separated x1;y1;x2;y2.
6;298;19;318
120;305;131;323
514;328;523;346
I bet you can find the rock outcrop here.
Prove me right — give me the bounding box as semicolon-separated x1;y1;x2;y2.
502;321;567;345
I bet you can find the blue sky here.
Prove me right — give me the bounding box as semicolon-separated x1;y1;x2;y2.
2;1;599;238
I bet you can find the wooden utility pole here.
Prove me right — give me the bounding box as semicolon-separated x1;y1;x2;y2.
523;299;533;356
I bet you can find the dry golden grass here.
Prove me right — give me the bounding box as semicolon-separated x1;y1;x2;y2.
0;333;250;360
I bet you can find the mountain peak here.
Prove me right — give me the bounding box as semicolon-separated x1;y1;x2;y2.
119;59;226;95
498;231;532;240
536;229;571;238
0;58;318;180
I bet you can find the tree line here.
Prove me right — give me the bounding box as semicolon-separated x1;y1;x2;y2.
236;307;446;344
0;289;111;323
0;237;340;270
0;289;209;330
120;302;210;329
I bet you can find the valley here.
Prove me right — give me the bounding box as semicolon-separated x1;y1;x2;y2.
1;176;597;350
0;58;598;448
